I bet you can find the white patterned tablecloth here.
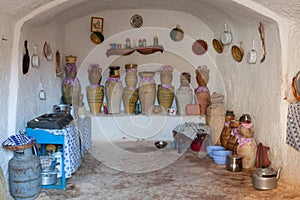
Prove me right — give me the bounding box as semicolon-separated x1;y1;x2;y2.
286;102;300;151
42;125;81;178
76;117;92;157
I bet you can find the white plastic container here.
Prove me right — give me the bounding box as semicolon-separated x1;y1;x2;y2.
52;149;62;178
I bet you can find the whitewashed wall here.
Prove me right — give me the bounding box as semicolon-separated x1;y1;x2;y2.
0;10;14;195
15;21;65;130
65;9;225;110
64;9;300;185
0;2;299;191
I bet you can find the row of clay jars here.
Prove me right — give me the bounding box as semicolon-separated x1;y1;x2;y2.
86;64;209;115
86;64;139;114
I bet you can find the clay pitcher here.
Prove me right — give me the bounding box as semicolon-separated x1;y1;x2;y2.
105;66;123;114
138;71;156;113
88;64;102;85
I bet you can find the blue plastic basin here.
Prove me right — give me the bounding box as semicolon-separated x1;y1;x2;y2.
206;146;225;157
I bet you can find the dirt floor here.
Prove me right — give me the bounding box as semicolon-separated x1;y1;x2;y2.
30;141;300;200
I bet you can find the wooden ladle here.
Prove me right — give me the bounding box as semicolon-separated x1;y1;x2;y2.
258;22;266;63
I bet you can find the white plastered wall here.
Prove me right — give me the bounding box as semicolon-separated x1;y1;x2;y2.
1;1;300;194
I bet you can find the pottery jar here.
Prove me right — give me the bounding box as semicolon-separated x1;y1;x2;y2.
86;85;104;114
176;72;193;115
180;72;191;86
138;71;156;113
123;64;139;114
237;138;257;169
122;88;139;114
124;64;138;89
157;66;175;111
160;66;173;85
194;65;210;115
62;56;81;105
88;64;102;85
105;66;123;114
196;65;209;87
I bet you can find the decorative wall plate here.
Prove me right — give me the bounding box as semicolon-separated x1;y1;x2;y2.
90;32;104;44
170;25;184;42
192;39;208;55
212;39;223;53
130;14;143;28
293;71;300;100
232;45;244;62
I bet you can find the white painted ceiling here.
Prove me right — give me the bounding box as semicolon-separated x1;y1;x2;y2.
0;0;298;27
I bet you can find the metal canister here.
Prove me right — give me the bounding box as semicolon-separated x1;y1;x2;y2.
226;155;243;172
9;147;41;199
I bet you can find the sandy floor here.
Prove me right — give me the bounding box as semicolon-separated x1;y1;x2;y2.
32;141;300;200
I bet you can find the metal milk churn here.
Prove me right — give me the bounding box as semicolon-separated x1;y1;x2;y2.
9;147;41;199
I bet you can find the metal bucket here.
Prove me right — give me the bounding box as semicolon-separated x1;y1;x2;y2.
9;147;41;199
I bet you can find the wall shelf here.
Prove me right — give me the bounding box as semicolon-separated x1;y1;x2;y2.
106;45;164;57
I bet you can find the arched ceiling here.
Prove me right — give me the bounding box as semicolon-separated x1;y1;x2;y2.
0;0;296;29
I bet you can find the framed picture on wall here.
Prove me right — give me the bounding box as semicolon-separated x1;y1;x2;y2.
91;17;103;33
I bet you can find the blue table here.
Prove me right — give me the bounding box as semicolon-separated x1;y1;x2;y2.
26;125;81;190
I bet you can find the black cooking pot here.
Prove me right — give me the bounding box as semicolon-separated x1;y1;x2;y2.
53;104;71;113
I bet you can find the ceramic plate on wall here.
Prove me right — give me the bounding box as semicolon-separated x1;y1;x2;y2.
170;25;184;42
231;45;244;62
212;39;223;53
192;39;208;55
90;32;104;44
293;71;300;100
130;14;143;28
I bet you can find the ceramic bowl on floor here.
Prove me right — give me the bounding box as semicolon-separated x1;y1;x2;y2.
212;150;232;157
155;140;168;149
212;155;227;165
206;146;225;157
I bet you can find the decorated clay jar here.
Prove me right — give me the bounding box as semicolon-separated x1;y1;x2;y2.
88;64;102;85
139;71;156;113
123;64;139;114
157;65;175;112
176;72;193;115
62;55;81;105
194;65;210;115
105;66;123;114
86;64;104;114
